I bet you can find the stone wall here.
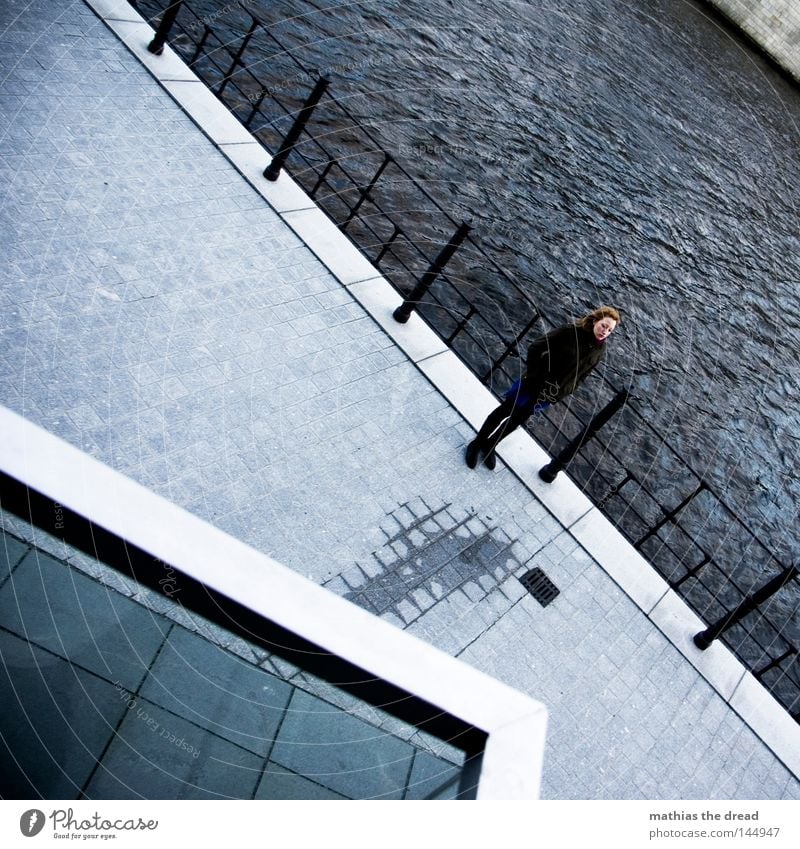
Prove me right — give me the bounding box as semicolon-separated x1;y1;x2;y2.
709;0;800;81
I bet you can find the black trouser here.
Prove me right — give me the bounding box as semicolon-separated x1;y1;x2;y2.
473;395;538;455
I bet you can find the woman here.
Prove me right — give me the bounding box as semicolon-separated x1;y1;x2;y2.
466;306;621;469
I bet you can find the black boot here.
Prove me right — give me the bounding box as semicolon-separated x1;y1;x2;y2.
465;439;480;469
482;447;496;470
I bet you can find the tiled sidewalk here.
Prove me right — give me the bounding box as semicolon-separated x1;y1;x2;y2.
0;0;798;799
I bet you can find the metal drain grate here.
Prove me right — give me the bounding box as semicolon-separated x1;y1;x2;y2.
519;567;560;607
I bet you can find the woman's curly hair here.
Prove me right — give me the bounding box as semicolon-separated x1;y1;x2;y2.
575;305;621;331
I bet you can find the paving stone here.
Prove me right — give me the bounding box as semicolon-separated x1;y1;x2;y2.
462;581;485;603
428;579;446;599
396;598;420;624
408;528;426;548
411;587;435;611
322;575;349;597
499;575;527;602
380;611;406;629
359;558;382;579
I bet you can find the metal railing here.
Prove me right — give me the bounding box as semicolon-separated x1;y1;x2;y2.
128;0;799;720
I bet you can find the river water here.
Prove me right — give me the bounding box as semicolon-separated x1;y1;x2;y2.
138;0;800;657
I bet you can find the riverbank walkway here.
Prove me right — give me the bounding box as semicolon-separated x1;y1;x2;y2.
1;0;798;799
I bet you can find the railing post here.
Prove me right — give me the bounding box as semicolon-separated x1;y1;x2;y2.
538;388;631;483
393;221;472;323
147;0;184;56
264;76;330;181
693;565;799;650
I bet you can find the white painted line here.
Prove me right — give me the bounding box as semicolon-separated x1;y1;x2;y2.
90;0;142;21
478;710;549;801
219;144;317;214
415;349;498;429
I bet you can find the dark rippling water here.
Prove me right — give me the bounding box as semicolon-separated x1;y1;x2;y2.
140;1;800;627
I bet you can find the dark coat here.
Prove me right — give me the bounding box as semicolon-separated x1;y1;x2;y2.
523;324;606;404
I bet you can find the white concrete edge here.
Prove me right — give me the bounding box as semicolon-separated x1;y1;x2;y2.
85;0;800;781
708;1;800;85
102;18;198;82
161;79;256;145
345;277;449;363
219;142;317;213
647;590;746;702
94;4;322;213
477;710;548;801
729;673;800;779
570;508;672;614
90;0;142;22
281;207;386;286
0;404;546;799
